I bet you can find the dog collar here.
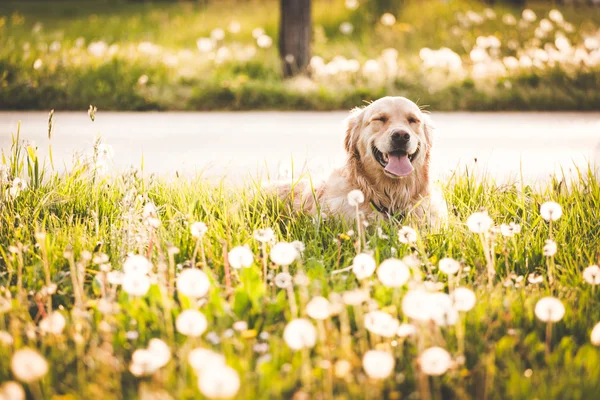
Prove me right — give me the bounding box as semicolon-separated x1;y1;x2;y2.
370;201;405;220
370;200;389;215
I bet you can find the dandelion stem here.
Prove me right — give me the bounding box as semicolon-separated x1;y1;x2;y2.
261;242;268;292
480;233;495;290
191;238;200;268
221;241;233;300
545;320;553;357
355;205;362;253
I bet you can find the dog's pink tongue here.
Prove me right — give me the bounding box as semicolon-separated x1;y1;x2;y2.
385;154;414;177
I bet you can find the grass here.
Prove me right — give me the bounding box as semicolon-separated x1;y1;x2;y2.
1;0;600;111
0;117;600;399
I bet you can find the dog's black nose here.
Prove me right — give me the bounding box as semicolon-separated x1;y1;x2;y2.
391;130;411;144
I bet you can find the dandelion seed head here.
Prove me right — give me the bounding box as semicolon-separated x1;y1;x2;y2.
39;311;66;335
196;37;214;53
339;22;354;35
452;287;476;312
11;348;48;383
228;246;254;269
188;348;226;372
419;347;452;376
334;359;352;378
198;364;240;399
396;323;417;338
540;201;562;221
342;289;369;306
270;242;298;266
364;311;400;337
283;318;317;351
254;228;275;243
398;226;417;244
122;273;151;296
543;239;557;257
583;265;600;285
123;254;152;276
591;322;600;346
522;9;537;22
380;13;396;26
347;189;365;206
549;10;563;24
500;222;521;237
306;296;331;320
352;253;376;280
177;268;210;298
0;381;25;400
362;350;395;379
275;272;293;288
439;257;460;275
176;309;208;337
345;0;359;10
377;258;410;287
534;296;565;322
257;35;273;49
502;14;517;25
190;222;208;239
467;212;493;233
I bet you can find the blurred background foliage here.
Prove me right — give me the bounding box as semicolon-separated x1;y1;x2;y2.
0;0;599;111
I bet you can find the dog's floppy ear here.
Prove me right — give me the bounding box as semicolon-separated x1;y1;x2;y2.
343;107;364;155
422;112;435;147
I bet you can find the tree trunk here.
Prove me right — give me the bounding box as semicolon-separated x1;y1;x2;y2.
279;0;311;78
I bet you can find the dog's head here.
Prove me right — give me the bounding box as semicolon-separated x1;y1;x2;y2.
344;96;433;181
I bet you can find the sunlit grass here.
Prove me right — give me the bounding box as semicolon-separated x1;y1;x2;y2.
0;119;599;398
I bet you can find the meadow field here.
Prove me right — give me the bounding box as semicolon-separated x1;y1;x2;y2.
0;115;599;399
1;0;600;111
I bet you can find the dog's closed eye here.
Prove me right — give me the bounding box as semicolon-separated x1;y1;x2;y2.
371;115;388;123
407;115;420;124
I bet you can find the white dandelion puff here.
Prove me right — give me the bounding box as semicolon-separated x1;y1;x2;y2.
364;311;400;337
188;348;226;372
591;322;600;346
347;189;364;206
39;311;66;335
11;348;48;383
176;310;208;337
362;350;395;379
198;364;240;399
540;202;562;221
543;240;557;257
419;347;452;376
467;212;493;233
254;228;275;243
439;257;460;275
500;222;521;237
380;13;396;26
377;258;410;287
283;319;317;351
352;253;376;280
274;272;293;288
190;222;208;239
534;297;565;322
306;296;331;320
177;268;210;298
398;226;417;244
270;242;298;266
123;254;152;276
583;265;600;285
452;287;476;312
228;246;254;269
122;273;151;297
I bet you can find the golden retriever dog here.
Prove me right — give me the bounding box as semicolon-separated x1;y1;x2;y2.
275;96;447;225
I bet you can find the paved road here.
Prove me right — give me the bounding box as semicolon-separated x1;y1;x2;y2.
1;111;599;183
